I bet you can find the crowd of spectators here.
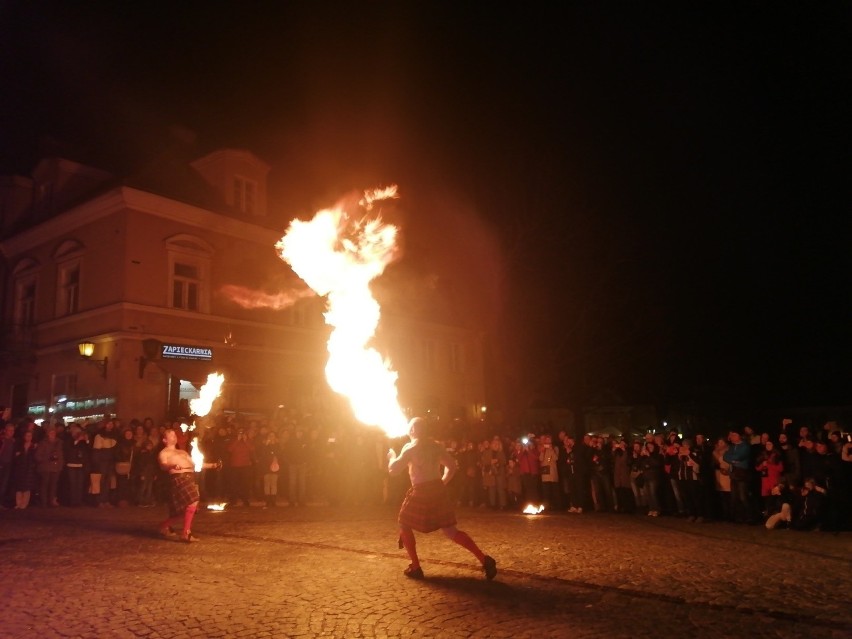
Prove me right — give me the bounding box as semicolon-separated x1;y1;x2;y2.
1;409;850;533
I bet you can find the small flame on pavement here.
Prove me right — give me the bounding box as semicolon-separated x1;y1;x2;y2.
523;504;545;515
207;503;226;512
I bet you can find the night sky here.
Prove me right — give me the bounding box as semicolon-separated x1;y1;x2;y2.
1;3;849;414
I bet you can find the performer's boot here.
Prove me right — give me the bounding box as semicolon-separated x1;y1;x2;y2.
159;516;179;538
182;504;199;542
452;530;496;579
399;527;423;578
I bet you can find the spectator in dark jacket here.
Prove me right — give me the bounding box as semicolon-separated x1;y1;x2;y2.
777;432;801;488
281;428;310;506
639;442;664;517
35;427;64;507
1;421;18;507
791;478;825;530
114;428;135;506
91;420;118;507
64;427;90;507
13;430;38;509
133;438;158;507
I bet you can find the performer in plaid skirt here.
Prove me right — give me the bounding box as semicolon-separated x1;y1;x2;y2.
388;417;497;580
157;428;219;543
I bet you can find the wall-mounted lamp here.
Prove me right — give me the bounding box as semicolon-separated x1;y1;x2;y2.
78;341;108;378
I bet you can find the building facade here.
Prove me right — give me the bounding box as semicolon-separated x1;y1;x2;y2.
0;149;487;428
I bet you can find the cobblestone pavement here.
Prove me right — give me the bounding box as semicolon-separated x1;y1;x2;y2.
1;503;850;639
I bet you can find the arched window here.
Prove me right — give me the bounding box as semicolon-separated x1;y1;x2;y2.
53;239;85;317
12;258;40;331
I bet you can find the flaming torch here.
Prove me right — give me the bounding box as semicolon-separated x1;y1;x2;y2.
276;187;409;438
187;372;225;472
190;372;225;418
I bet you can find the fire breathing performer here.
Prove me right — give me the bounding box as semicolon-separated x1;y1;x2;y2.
158;427;219;543
387;417;497;580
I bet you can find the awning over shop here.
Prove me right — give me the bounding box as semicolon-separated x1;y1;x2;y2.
153;359;267;388
153;359;224;387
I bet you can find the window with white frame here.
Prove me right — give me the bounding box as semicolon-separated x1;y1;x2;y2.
166;235;213;313
56;260;81;316
172;262;200;310
233;176;257;215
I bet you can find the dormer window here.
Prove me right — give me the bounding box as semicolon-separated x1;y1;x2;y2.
233;176;257;215
190;149;269;216
35;181;53;212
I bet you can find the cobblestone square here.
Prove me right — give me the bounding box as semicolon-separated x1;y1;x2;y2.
1;505;849;639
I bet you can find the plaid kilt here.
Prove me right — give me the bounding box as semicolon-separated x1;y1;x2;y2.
398;479;457;533
168;473;200;517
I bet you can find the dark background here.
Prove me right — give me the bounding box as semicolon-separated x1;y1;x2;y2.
1;3;849;417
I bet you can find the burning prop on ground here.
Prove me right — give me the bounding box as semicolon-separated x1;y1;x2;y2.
523;504;545;515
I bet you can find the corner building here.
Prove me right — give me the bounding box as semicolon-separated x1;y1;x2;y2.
0;149;487;428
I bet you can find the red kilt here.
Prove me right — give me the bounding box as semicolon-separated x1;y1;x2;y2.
398;479;457;533
168;473;200;517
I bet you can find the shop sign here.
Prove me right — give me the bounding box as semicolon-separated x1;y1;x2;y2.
161;343;213;361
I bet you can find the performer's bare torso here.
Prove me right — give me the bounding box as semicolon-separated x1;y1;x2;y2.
391;438;457;486
158;444;195;474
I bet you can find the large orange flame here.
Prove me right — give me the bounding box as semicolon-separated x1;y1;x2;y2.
276;186;408;438
189;436;204;472
185;372;225;472
189;372;225;417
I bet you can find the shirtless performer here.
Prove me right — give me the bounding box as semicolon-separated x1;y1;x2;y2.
387;417;497;580
158;427;219;543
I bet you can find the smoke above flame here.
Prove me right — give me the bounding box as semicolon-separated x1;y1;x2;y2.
276;185;409;438
219;284;315;310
